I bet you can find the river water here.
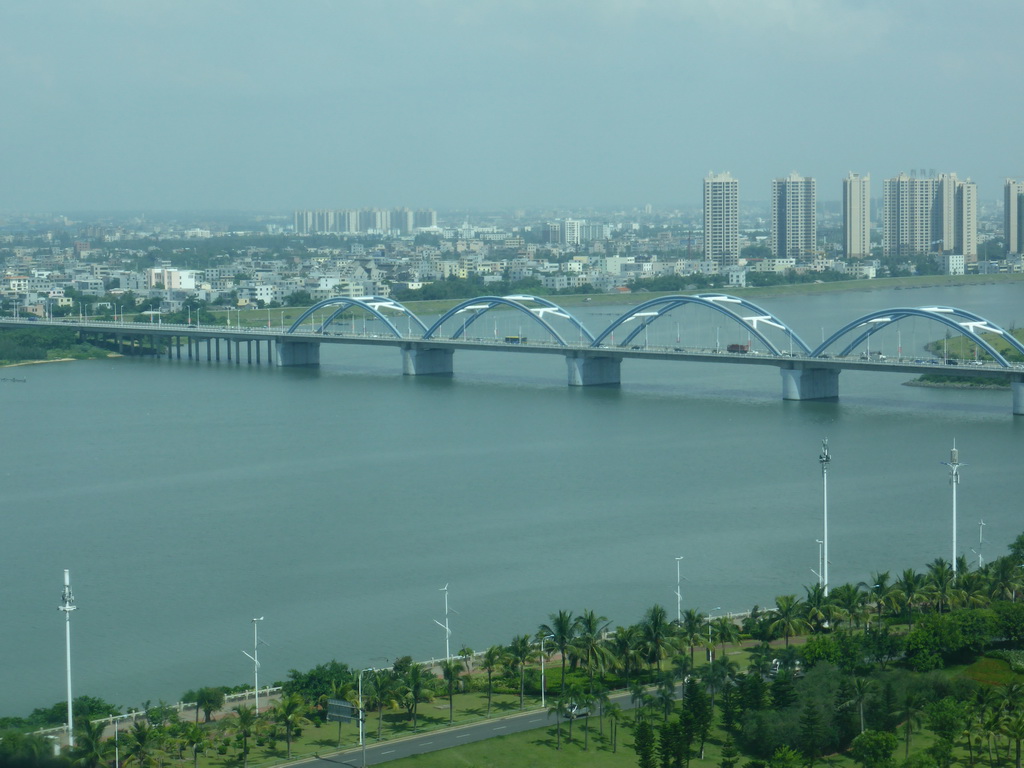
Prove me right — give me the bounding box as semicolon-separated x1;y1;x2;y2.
3;282;1023;717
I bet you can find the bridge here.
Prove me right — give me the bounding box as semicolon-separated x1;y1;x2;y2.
4;293;1023;414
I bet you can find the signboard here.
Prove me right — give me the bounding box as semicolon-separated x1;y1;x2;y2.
326;699;354;723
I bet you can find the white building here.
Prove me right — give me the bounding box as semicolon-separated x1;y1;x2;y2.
703;172;740;266
1005;179;1024;255
771;173;816;259
882;172;977;260
843;173;871;259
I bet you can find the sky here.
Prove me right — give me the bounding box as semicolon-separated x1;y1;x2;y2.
2;0;1021;212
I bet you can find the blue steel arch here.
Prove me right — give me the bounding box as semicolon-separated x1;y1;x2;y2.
590;293;812;355
288;296;428;337
423;295;595;346
813;307;1024;366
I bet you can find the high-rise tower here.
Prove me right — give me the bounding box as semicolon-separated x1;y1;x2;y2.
1006;179;1024;256
842;173;871;259
882;172;976;260
703;172;739;266
771;173;817;259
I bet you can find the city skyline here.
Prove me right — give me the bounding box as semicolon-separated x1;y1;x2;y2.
1;1;1021;212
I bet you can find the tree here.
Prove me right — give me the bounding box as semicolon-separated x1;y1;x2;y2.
896;692;925;760
634;718;657;768
798;699;825;767
507;634;535;710
363;668;398;741
539;610;579;696
1003;711;1024;768
440;657;464;725
481;645;505;718
232;705;257;768
680;609;707;667
770;595;808;647
123;721;156;768
399;663;431;730
273;692;311;759
71;717;110;768
181;722;208;768
193;687;225;724
850;730;899;768
640;604;676;671
570;609;613;695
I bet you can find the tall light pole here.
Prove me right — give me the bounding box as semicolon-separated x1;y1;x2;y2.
242;617;263;713
942;443;964;574
675;556;684;623
819;438;831;595
434;584;451;662
707;606;721;662
812;539;824;589
58;569;76;748
540;634;553;708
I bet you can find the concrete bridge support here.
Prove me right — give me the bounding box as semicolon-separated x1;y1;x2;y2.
277;340;321;366
1012;376;1024;416
565;352;621;386
780;365;840;401
402;345;454;376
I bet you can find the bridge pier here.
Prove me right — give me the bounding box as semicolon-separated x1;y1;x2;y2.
401;345;454;376
565;352;621;386
1013;377;1024;416
277;340;321;366
780;365;840;401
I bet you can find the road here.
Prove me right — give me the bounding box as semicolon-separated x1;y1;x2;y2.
295;689;638;767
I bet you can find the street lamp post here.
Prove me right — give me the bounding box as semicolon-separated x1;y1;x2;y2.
540;634;554;708
819;438;831;595
675;556;685;623
242;617;263;713
434;584;452;662
707;606;721;662
941;444;964;574
58;570;77;748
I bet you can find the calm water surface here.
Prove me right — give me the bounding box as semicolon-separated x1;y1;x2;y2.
2;283;1023;716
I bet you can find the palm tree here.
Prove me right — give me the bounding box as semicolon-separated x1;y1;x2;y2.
181;722;208;768
680;609;706;667
570;609;612;695
701;656;739;713
71;717;109;768
926;558;956;613
653;678;676;722
363;668;398;741
439;657;464;725
671;653;692;700
859;570;892;623
481;645;505;718
829;583;866;629
548;694;568;750
769;595;808;647
538;610;579;696
507;634;534;710
232;705;257;768
123;721;156;768
711;616;740;658
606;702;624;753
747;642;775;678
273;692;311;759
987;558;1024;603
896;692;925;760
399;664;431;730
841;677;877;734
1003;711;1024;768
894;569;926;628
608;624;642;688
803;583;829;633
639;604;675;671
